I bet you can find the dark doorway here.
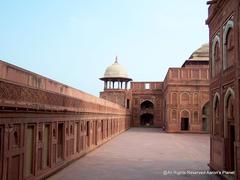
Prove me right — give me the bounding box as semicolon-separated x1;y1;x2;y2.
94;121;98;145
181;118;189;131
74;122;79;154
126;99;130;109
57;123;64;161
141;100;154;110
86;121;90;147
101;120;104;140
140;114;154;127
228;124;235;171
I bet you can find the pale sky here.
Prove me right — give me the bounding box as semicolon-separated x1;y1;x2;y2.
0;0;209;96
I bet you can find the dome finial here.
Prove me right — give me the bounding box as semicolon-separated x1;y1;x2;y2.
100;56;132;80
114;56;118;64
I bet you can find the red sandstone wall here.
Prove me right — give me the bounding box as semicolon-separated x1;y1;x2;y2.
131;82;164;127
207;0;240;178
100;89;132;108
0;61;124;111
163;67;210;132
0;60;131;180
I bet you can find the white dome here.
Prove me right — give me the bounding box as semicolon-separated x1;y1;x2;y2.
189;43;209;61
104;57;129;78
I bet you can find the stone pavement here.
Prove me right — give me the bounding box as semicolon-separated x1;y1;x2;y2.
48;128;220;180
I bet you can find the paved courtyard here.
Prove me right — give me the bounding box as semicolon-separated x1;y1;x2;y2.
48;128;220;180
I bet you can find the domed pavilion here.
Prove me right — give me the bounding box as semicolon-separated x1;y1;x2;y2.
100;56;132;90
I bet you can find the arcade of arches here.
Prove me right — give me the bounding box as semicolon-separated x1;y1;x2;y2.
207;0;240;178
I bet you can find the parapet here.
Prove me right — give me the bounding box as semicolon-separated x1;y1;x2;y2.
0;60;128;114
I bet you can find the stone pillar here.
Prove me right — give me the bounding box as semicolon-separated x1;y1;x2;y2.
104;81;107;90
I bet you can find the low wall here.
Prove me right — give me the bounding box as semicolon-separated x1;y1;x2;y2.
0;60;131;180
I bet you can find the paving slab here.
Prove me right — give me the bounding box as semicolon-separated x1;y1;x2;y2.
48;128;220;180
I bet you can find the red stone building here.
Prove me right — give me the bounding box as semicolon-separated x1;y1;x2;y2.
131;82;163;128
163;44;210;132
100;44;210;132
0;60;131;180
206;0;240;179
0;41;210;180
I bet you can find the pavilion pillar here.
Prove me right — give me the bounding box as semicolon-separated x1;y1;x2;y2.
104;81;107;89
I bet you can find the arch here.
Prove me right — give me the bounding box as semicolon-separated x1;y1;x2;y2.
171;109;177;121
180;92;190;105
223;87;236;171
202;101;210;114
141;100;154;110
140;100;154;127
180;109;190;117
223;20;234;70
14;131;19;145
171;93;177;105
213;92;220;108
213;93;220;135
224;87;235;138
212;34;221;77
180;110;190;131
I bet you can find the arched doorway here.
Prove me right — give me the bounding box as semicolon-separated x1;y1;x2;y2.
181;110;190;131
202;102;210;132
140;114;154;127
224;88;235;171
141;100;154;110
140;100;154;127
213;93;220;135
